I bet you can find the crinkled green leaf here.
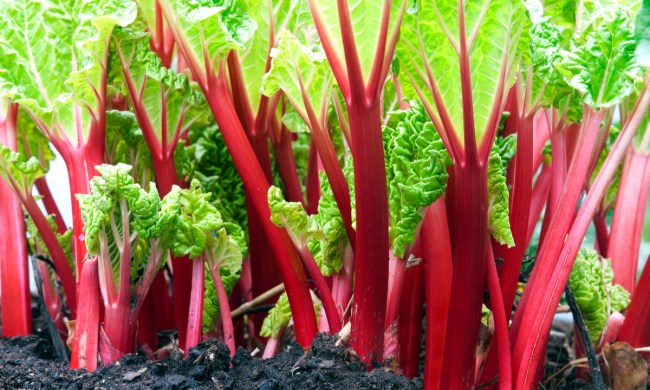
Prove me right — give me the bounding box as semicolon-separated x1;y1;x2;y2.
568;247;631;342
261;30;333;126
487;134;516;247
268;186;324;247
78;163;178;290
399;0;526;145
383;102;451;257
0;144;47;198
260;292;291;338
105;110;154;186
158;0;257;82
0;0;136;142
555;9;643;108
172;180;222;258
187;124;248;238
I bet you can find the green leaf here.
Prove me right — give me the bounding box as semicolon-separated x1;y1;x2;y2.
487;134;516;247
310;0;402;82
555;9;643;108
111;28;208;152
105;110;154;186
0;144;47;199
261;30;333;126
173;180;223;258
158;0;257;83
78;163;177;291
383;102;451;257
636;0;650;67
260;292;292;338
568;247;631;343
187;124;248;237
267;186;325;248
238;0;313;111
0;0;136;142
399;0;526;145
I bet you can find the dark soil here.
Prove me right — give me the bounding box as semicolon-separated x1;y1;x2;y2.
0;330;421;389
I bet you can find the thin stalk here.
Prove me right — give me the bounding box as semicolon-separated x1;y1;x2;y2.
35;178;67;234
608;149;650;292
526;163;552;247
619;253;650;347
298;247;341;334
210;262;236;357
593;211;610;255
486;243;512;390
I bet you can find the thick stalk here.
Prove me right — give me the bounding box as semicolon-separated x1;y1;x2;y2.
184;257;205;354
526;163;552;247
422;200;453;390
70;258;100;371
593;211;610;255
101;304;138;365
347;98;390;365
0;105;31;336
205;75;317;346
608;149;650;292
398;263;424;378
440;162;488;389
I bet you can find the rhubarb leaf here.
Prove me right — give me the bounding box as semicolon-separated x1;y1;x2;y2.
487;134;516;247
187;124;248;234
309;0;402;82
261;30;333;126
0;0;136;142
260;292;291;338
399;0;526;145
383;102;451;258
111;28;208;153
239;0;312;111
555;9;643;108
105;110;153;186
157;0;257;84
267;186;325;248
0;145;48;198
568;247;631;342
636;0;650;67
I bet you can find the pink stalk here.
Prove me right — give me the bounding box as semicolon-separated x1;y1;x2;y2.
71;258;100;371
184;257;205;354
0;103;31;336
262;336;280;359
485;243;512;390
398;263;424;377
210;262;236;357
422;200;453;390
513;87;650;388
619;253;650;347
608;149;650;292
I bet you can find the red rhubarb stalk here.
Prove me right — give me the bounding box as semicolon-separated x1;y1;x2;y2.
619;253;650;347
422;200;453;390
0;103;31;336
210;262;236;357
184;257;205;354
486;243;512;390
71;258;100;371
398;262;424;378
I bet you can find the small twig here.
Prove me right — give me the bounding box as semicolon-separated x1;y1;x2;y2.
231;283;284;318
564;286;606;389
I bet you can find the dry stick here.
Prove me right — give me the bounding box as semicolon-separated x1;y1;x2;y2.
231;283;285;319
544;346;650;384
564;286;606;389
